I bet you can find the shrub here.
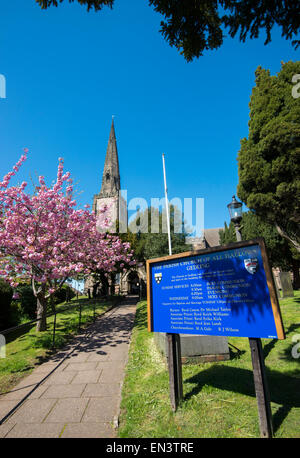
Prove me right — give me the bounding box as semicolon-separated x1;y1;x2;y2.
0;278;14;331
17;284;37;320
53;285;76;305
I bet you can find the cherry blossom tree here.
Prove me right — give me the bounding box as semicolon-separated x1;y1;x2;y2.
0;150;134;331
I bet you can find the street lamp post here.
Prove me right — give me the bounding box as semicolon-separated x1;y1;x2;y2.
227;195;273;437
227;195;243;242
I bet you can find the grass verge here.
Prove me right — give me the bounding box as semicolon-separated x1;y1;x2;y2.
0;295;121;395
118;291;300;438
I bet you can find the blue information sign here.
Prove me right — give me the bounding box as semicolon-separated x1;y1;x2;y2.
147;239;285;340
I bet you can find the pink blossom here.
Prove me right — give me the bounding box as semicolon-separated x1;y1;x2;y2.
0;150;135;320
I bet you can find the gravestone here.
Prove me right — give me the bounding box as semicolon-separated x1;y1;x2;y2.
272;271;281;299
279;271;294;298
154;333;230;364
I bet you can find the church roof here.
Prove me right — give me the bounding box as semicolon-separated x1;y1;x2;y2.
203;228;222;247
187;228;223;249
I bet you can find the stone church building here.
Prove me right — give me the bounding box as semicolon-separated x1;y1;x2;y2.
86;119;223;297
86;119;147;297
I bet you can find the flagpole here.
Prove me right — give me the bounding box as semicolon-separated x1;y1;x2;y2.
162;154;172;256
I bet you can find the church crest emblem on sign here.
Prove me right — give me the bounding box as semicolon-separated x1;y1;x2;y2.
154;273;162;284
244;258;258;274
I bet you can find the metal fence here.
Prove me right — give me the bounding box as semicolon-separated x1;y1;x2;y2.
0;296;120;349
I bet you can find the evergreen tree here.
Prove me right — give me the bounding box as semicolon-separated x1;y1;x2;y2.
237;61;300;253
219;211;300;288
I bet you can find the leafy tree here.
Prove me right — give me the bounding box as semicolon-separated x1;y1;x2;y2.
35;0;300;61
123;205;192;260
219;211;300;288
237;61;300;253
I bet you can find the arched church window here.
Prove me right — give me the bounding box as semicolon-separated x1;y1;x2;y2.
106;173;110;182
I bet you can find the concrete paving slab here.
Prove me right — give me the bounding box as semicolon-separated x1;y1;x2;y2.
41;384;86;399
64;352;90;363
0;421;16;438
27;385;49;399
63;362;98;372
82;383;121;398
85;353;111;362
81;397;120;423
98;367;125;383
108;349;131;361
0;400;22;419
5;423;65;438
60;422;116;438
15;373;45;388
70;370;102;384
32;362;65;374
96;360;126;371
44;398;89;423
0;384;36;401
6;399;57;424
1;383;48;401
43;371;77;385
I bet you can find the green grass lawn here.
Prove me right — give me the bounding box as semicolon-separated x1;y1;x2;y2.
0;295;121;395
118;291;300;438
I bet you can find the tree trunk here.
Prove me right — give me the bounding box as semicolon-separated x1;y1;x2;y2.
275;224;300;253
99;272;109;297
92;281;100;299
36;294;48;332
291;259;300;290
110;273;116;296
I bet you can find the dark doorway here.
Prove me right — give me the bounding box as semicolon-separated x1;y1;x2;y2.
128;271;139;294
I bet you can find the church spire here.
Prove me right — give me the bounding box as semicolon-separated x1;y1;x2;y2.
99;117;120;197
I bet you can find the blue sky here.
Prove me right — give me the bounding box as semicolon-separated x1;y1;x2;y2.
0;0;299;234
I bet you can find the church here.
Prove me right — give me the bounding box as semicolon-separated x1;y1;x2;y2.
87;118;223;298
87;118;147;297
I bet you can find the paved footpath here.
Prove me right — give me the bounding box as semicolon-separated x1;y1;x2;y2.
0;295;138;438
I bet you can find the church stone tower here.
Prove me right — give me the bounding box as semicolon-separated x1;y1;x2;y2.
93;118;126;232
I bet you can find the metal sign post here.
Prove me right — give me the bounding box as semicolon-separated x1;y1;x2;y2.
167;333;183;411
249;337;273;438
